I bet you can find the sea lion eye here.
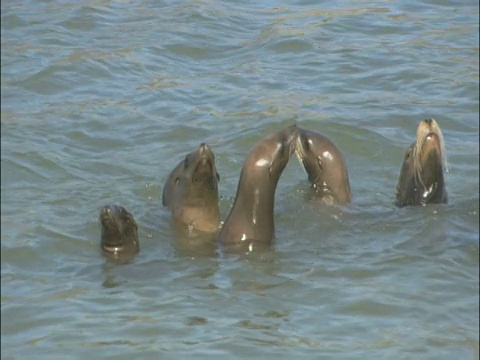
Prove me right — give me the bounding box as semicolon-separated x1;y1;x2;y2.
405;150;411;159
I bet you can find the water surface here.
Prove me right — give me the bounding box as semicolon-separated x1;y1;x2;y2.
1;0;479;359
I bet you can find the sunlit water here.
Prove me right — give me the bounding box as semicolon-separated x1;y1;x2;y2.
1;1;479;359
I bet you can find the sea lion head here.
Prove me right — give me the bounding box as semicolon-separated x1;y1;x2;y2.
179;143;219;201
396;118;448;206
162;143;219;207
100;204;139;257
295;127;351;205
162;143;220;233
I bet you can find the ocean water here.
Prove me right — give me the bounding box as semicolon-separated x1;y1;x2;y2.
1;0;479;359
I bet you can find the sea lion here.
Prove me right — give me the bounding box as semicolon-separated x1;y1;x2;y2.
162;143;220;233
395;118;448;207
295;126;352;205
218;125;298;244
100;204;139;258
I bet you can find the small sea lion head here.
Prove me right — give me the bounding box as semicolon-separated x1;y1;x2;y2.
100;204;139;256
295;127;351;204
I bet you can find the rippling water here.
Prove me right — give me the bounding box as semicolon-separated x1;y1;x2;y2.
1;0;479;359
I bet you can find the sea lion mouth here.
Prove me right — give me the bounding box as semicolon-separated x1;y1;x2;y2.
101;221;129;248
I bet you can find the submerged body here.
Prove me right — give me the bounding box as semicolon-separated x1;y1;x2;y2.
396;118;448;207
295;127;351;205
100;204;139;258
162;143;220;233
218;125;298;244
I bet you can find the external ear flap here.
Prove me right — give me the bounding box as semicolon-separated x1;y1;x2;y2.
174;177;180;184
216;172;220;181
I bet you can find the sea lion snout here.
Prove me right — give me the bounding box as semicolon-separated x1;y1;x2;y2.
100;204;137;234
193;144;216;174
198;143;211;157
424;118;433;126
284;125;300;156
100;205;123;229
295;130;313;159
415;118;447;168
279;123;298;147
